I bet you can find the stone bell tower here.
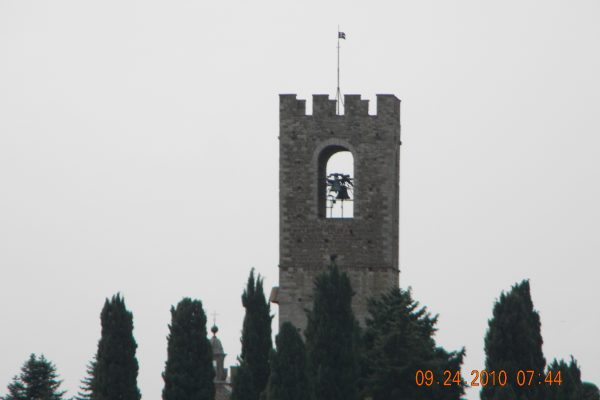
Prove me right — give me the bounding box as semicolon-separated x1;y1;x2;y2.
272;93;401;331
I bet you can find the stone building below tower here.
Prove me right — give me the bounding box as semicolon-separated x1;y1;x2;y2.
210;324;232;400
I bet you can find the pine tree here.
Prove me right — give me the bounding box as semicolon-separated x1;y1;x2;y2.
305;265;359;400
266;322;309;400
74;358;96;400
162;298;215;400
362;288;465;400
231;269;273;400
91;294;141;400
2;354;66;400
481;280;546;400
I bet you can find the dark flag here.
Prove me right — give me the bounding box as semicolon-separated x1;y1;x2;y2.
338;32;346;39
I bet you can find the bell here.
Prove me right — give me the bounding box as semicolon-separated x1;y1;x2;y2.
329;180;342;193
336;186;350;200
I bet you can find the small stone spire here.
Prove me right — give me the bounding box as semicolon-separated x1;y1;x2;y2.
210;312;227;383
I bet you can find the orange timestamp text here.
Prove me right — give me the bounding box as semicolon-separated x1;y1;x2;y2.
415;369;562;388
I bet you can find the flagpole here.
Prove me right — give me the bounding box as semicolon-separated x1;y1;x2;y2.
336;26;342;115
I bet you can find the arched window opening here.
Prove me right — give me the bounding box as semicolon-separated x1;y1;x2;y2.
318;146;354;218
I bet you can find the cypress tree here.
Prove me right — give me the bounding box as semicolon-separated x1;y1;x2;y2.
305;265;359;400
546;357;585;400
162;298;215;400
92;294;141;400
490;386;517;400
266;322;309;400
2;354;66;400
362;288;465;400
481;280;545;400
231;363;254;400
231;269;273;400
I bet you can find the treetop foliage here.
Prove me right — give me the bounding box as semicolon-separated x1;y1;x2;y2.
482;280;545;400
92;293;141;400
2;353;66;400
162;297;215;400
362;287;465;400
546;356;600;400
231;269;273;400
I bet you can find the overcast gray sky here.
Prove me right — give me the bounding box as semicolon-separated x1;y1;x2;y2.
1;1;599;399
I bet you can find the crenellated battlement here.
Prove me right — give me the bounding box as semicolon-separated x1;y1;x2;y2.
279;93;400;118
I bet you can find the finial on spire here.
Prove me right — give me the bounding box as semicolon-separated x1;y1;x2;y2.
211;311;219;336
